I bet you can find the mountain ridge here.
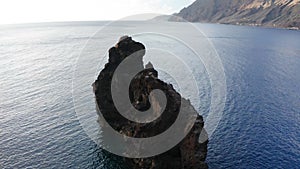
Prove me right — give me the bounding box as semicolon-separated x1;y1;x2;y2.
170;0;300;29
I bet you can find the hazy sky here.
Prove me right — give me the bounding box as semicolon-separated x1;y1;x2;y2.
0;0;195;25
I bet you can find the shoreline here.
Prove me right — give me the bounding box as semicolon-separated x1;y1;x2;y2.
0;20;298;32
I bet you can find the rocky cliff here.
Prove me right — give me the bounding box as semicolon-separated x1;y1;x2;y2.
93;36;208;169
171;0;300;29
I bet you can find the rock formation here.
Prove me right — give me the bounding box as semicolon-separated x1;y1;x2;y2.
93;36;208;169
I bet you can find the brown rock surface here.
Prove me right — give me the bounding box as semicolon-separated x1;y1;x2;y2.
171;0;300;29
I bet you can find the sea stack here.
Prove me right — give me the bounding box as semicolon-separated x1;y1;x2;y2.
93;36;208;169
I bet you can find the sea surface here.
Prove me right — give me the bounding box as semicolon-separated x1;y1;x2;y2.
0;21;299;169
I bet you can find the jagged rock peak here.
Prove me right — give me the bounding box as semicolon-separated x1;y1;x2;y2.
93;36;208;169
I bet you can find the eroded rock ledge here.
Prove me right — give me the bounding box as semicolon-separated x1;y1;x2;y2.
93;36;208;169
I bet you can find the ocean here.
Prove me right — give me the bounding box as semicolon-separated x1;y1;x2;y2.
0;21;299;169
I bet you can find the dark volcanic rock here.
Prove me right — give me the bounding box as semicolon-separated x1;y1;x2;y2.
93;36;208;169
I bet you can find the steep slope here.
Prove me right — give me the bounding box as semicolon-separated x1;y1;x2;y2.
93;36;208;169
172;0;300;29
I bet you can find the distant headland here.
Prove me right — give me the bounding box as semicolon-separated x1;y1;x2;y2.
155;0;300;30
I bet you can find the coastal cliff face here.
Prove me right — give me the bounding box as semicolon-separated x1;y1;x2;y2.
93;36;208;169
171;0;300;29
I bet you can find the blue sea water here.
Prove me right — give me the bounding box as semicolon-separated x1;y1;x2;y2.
0;22;299;169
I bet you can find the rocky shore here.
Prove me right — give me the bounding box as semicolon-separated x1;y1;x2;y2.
93;36;208;169
170;0;300;29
